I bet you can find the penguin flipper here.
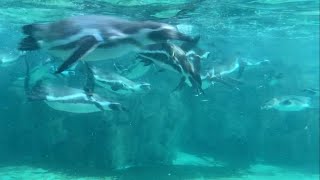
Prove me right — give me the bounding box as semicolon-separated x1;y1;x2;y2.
55;36;100;74
82;61;95;97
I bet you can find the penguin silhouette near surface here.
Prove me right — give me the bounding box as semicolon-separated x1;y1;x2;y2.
18;15;198;74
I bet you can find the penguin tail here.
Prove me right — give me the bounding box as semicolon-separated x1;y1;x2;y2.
18;36;40;51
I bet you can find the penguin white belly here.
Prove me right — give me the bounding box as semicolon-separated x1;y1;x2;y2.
48;44;139;61
275;104;308;111
46;101;101;113
220;63;239;76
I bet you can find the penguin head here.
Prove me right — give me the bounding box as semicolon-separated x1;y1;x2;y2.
147;24;194;42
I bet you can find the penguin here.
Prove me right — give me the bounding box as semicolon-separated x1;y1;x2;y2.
206;53;242;78
24;59;126;113
302;88;319;97
206;52;270;79
202;53;270;90
261;96;313;112
18;15;198;74
91;67;151;95
198;52;243;90
138;42;204;95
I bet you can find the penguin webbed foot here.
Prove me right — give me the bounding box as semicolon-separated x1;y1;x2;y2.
194;87;205;97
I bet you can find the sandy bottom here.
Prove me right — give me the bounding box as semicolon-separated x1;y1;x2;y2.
0;163;318;180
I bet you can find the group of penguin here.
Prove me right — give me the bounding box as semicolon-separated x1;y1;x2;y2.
2;15;317;114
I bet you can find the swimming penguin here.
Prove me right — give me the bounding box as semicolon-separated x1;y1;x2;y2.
261;96;313;112
302;88;319;97
201;58;244;90
24;60;126;113
202;53;271;90
91;67;151;95
199;53;244;91
138;42;204;95
206;52;270;79
237;58;270;79
18;15;198;74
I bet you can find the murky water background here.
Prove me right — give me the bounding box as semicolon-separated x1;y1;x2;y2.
0;0;319;179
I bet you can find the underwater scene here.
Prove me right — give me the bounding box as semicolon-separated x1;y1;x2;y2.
0;0;319;179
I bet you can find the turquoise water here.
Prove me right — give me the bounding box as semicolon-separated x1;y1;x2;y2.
0;0;319;179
